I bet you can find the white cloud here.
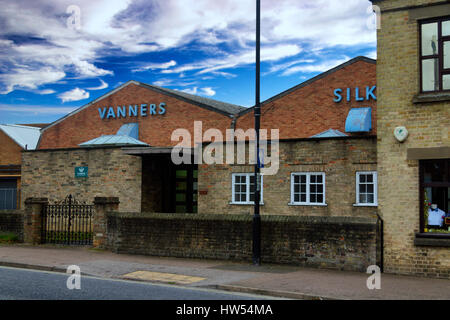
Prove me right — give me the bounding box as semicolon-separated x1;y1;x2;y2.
282;57;350;76
0;0;375;94
58;88;90;103
153;79;173;87
152;78;198;87
72;60;113;78
162;44;302;76
264;59;315;75
0;67;66;94
181;87;216;97
132;60;177;73
87;79;109;90
0;104;78;115
366;50;377;59
201;87;216;96
210;71;237;79
37;89;56;95
181;87;198;95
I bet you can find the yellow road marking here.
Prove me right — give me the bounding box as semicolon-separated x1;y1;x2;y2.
121;270;206;284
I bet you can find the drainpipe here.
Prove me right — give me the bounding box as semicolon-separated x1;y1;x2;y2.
375;212;384;273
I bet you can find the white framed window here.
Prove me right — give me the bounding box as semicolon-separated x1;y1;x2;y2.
231;173;263;204
355;171;378;206
290;172;326;206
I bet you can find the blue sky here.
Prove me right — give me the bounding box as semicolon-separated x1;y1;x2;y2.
0;0;377;124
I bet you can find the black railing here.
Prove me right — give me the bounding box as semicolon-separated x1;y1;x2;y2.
42;195;94;245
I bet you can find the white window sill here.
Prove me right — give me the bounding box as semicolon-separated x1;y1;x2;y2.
353;203;378;207
288;202;328;207
229;202;264;206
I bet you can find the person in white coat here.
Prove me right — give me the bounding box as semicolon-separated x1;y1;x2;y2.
427;204;445;227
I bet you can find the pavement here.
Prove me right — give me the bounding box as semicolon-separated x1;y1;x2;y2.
0;244;448;300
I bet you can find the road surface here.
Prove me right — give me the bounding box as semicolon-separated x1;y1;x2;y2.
0;266;273;300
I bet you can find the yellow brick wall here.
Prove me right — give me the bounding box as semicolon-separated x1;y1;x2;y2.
21;148;142;212
375;0;450;278
198;138;378;218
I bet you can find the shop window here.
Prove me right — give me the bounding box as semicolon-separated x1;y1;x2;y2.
290;172;326;206
355;171;378;206
420;17;450;92
231;173;263;205
420;159;450;234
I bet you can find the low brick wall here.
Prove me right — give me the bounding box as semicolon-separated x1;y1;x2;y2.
0;210;24;242
106;213;382;272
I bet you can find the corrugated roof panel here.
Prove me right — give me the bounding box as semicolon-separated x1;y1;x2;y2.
116;123;139;139
345;108;372;133
79;135;149;147
0;124;41;150
310;129;348;138
79;122;148;147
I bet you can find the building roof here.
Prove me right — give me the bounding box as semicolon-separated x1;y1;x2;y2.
18;123;49;129
79;135;149;148
0;124;41;150
79;123;148;147
41;80;245;136
138;82;245;116
310;129;348;138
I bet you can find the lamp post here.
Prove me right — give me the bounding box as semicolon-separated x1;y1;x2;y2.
252;0;261;266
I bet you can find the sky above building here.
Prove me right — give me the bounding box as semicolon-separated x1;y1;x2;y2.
0;0;377;124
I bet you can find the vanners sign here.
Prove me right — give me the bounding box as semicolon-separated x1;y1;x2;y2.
98;103;166;120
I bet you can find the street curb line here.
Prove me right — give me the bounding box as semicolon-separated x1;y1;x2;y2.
204;284;341;300
0;261;65;273
0;261;92;276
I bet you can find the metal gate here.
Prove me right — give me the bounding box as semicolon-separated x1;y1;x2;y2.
42;195;94;245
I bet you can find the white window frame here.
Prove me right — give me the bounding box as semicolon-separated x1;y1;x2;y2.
354;171;378;206
289;172;327;206
231;173;264;205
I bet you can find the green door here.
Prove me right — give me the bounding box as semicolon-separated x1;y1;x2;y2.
174;167;198;213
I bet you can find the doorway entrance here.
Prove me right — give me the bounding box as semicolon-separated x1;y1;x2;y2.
141;154;198;213
174;165;198;213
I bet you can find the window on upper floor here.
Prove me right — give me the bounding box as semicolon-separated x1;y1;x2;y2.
420;17;450;92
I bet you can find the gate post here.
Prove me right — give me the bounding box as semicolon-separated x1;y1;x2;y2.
93;197;119;248
23;198;48;244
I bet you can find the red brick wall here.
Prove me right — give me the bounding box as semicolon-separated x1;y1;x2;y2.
236;60;377;139
38;83;234;149
0;130;22;165
39;60;376;150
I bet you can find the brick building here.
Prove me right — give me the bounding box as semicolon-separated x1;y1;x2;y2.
23;81;245;212
371;0;449;278
21;56;377;216
19;56;382;270
0;124;42;209
199;57;377;217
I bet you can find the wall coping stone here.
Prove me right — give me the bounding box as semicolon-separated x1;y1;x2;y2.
23;146;124;153
0;210;24;215
94;197;120;205
107;212;378;225
24;198;48;205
